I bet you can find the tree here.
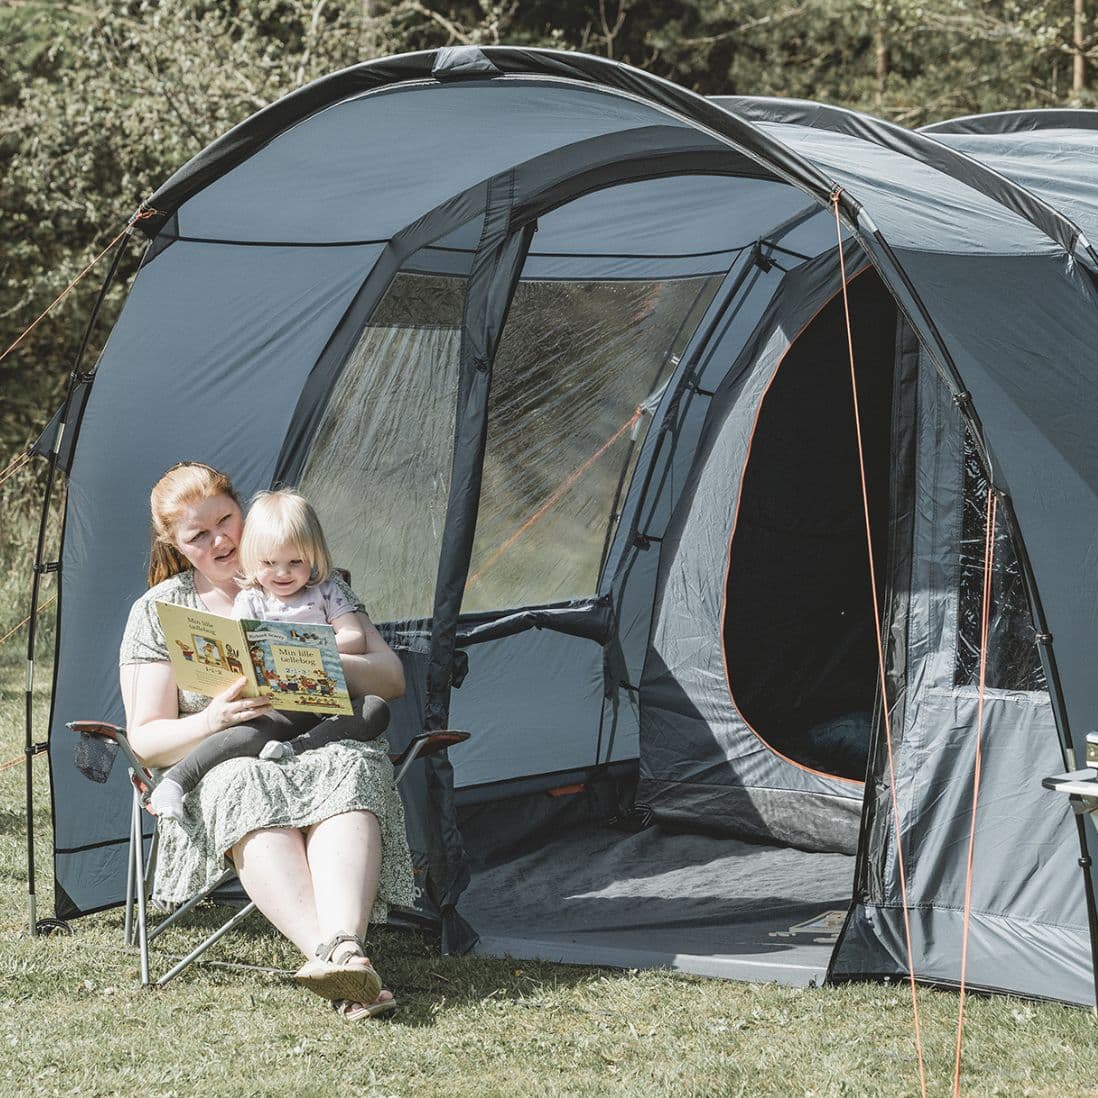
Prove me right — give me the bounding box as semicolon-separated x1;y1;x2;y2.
0;0;495;462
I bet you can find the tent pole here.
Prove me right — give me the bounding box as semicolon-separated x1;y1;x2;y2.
24;226;134;936
618;245;768;553
596;274;712;581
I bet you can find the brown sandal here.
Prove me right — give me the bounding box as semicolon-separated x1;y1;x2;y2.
294;934;383;1004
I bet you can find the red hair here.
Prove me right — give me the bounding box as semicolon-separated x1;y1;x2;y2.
147;462;239;587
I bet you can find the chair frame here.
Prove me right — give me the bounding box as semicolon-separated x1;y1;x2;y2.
68;719;468;987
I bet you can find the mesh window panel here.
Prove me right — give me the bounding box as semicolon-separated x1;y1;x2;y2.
954;431;1047;692
297;272;465;625
463;276;720;613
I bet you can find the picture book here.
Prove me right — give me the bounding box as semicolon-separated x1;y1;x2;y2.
155;601;353;716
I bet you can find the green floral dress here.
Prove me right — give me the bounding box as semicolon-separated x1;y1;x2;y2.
119;570;415;916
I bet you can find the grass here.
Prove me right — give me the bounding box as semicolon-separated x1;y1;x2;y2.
1;484;1096;1097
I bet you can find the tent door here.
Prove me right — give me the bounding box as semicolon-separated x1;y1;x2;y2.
831;339;1091;1002
725;271;898;782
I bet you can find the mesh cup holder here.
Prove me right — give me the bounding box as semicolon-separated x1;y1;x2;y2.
74;733;119;783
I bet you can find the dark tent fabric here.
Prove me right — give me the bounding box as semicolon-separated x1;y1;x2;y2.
34;46;1097;1005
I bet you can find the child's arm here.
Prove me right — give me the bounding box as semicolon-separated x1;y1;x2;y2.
331;611;368;655
232;587;261;620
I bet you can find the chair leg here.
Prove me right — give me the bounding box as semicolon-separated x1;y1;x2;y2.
148;867;238;943
123;793;136;948
156;901;257;988
144;827;159;894
394;736;427;785
131;792;150;987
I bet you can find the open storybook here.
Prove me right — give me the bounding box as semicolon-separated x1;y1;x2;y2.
155;601;353;716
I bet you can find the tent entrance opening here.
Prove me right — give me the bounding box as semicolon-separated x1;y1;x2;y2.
725;272;897;781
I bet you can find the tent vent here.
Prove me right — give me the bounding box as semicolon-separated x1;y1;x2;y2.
546;783;586;798
432;47;502;81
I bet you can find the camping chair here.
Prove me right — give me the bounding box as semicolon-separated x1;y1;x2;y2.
68;719;469;988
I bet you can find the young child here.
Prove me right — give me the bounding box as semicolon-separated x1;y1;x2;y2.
149;489;390;821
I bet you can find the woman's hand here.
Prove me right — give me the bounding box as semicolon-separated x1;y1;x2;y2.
123;662;270;767
203;676;275;734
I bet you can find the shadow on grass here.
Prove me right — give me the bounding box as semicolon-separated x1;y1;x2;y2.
374;925;632;1030
59;900;638;1029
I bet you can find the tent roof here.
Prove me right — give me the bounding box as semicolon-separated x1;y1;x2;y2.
922;109;1098;135
140;48;1093;268
920;111;1098;244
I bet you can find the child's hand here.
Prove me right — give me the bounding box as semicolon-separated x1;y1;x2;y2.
204;676;273;733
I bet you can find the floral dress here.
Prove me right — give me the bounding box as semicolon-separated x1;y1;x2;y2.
119;569;415;916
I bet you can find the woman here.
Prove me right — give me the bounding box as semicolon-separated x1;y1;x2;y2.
119;461;412;1020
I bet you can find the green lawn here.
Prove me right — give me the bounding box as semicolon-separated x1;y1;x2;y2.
0;484;1095;1097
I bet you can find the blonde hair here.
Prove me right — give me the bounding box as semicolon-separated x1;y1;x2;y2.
238;488;333;589
148;462;240;587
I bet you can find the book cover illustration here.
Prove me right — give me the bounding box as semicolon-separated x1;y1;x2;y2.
240;618;353;716
156;602;353;716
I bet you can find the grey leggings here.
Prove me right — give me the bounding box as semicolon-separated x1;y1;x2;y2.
163;695;390;795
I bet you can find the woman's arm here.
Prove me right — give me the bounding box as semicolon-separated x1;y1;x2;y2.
121;662;271;767
340;613;405;701
121;661;211;767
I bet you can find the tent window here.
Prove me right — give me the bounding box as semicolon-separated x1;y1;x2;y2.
462;275;720;614
953;432;1047;692
297;271;464;625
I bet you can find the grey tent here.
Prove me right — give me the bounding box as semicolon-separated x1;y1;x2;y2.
31;47;1098;1006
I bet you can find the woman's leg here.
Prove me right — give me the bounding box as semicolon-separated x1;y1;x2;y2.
305;810;393;1012
232;813;392;1010
304;810;382;943
231;813;383;946
231;826;321;958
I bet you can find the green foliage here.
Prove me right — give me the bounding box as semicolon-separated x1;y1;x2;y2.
440;1;1098;115
0;0;489;468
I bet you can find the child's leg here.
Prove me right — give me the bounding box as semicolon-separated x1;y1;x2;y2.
280;695;390;758
151;712;319;819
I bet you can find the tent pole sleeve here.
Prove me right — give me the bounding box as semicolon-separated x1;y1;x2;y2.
616;248;759;553
596;270;725;583
1072;812;1098;1010
426;179;533;729
421;175;534;950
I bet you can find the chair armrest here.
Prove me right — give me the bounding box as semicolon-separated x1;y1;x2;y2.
67;720;128;743
67;720;151;788
389;731;470;784
389;730;470;767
